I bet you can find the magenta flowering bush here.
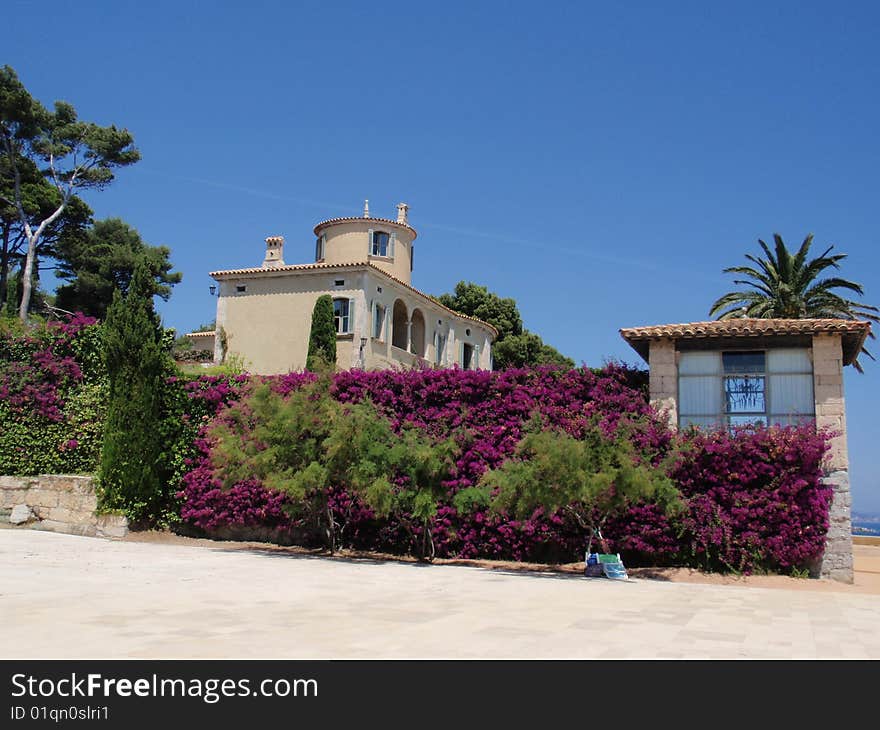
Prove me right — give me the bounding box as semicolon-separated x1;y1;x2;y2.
0;314;105;474
178;364;834;572
670;425;832;571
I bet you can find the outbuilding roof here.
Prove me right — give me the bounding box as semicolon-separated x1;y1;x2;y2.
209;261;498;338
620;318;871;366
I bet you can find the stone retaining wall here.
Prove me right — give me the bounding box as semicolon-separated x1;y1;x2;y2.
0;475;128;538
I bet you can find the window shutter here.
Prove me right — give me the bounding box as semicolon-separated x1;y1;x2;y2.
473;344;480;370
368;229;374;257
410;244;414;271
348;298;356;334
386;306;392;340
370;300;376;338
390;233;396;258
458;341;464;368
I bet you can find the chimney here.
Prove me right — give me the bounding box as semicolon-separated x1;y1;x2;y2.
396;202;409;225
363;199;370;218
262;235;285;268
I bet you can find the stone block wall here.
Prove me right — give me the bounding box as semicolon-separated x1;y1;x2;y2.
810;333;853;583
0;475;128;539
648;339;677;427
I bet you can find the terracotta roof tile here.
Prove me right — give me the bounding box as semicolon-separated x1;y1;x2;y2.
313;216;417;239
620;319;871;366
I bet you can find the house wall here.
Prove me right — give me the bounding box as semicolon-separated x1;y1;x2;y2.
216;271;362;374
215;268;494;374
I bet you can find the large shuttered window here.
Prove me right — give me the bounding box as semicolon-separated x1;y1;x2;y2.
678;348;814;430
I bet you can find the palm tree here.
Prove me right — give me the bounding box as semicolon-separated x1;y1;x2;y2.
709;233;878;371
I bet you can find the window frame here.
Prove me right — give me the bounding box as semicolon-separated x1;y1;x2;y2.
333;297;352;335
677;348;814;431
370;230;390;257
373;303;386;341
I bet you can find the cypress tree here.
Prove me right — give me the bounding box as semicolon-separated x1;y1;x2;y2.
306;294;336;371
99;259;170;523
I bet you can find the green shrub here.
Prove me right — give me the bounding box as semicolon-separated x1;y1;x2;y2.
306;294;336;371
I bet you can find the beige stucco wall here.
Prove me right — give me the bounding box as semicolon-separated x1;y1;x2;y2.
648;339;677;426
215;270;366;374
317;220;415;286
185;332;215;353
812;333;848;470
214;267;494;374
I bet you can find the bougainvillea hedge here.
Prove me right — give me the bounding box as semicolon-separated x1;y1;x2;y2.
178;366;833;573
0;314;106;475
0;315;833;572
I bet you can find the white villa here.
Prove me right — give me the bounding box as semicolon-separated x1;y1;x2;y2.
191;202;497;374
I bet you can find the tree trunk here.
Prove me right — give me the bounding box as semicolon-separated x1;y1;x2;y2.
420;523;435;563
17;234;36;321
324;503;336;554
0;224;9;310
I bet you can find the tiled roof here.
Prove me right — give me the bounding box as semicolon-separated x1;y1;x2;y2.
313;216;417;239
620;318;872;366
208;261;498;338
185;331;215;337
210;261;360;277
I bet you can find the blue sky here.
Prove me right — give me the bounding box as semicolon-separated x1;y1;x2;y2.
8;1;880;512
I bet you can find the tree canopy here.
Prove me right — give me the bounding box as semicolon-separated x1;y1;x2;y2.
709;233;878;371
436;281;573;369
99;260;173;524
54;218;181;319
470;422;681;549
0;65;139;320
0;152;92;312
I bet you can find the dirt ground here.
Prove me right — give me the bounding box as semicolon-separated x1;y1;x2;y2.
124;529;880;595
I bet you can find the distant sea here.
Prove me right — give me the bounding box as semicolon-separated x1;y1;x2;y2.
852;519;880;537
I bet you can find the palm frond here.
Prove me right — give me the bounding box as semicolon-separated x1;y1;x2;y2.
773;233;794;284
791;233;814;275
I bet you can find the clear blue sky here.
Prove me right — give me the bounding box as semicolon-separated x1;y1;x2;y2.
8;1;880;513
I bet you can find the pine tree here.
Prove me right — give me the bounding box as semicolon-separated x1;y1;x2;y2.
99;259;170;523
306;294;336;371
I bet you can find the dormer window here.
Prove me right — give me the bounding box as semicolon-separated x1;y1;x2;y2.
370;231;390;257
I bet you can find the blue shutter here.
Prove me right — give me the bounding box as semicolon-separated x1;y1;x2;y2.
389;233;396;259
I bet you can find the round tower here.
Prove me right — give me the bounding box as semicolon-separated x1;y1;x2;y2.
313;201;417;285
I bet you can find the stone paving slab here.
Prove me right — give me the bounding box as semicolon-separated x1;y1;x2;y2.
2;531;879;659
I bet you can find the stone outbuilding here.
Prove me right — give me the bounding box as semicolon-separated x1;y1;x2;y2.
620;318;872;583
195;202;497;374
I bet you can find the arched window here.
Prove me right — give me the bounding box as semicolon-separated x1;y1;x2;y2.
391;299;408;349
410;309;426;357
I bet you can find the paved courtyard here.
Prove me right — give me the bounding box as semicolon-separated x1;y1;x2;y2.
2;530;879;659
